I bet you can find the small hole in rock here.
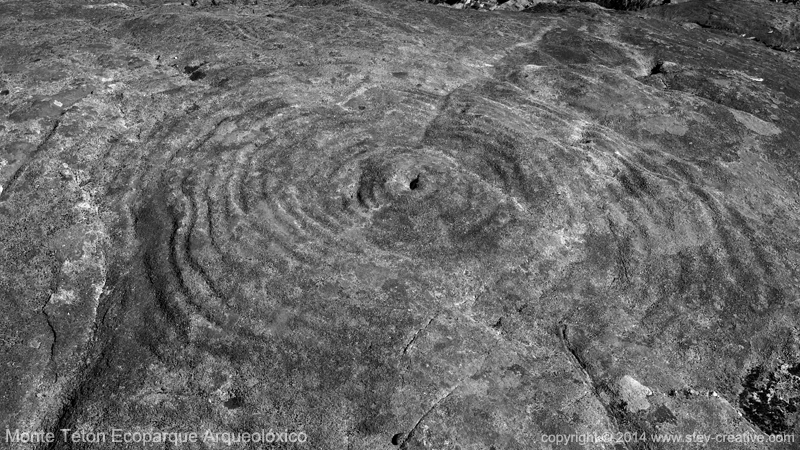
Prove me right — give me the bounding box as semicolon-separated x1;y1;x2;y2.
409;174;420;190
492;318;503;329
391;433;403;445
223;397;244;409
650;62;663;75
356;189;368;208
0;89;9;96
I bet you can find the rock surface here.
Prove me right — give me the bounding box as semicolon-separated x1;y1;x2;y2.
1;0;799;449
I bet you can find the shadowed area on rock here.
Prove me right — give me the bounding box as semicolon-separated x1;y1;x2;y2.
1;0;799;449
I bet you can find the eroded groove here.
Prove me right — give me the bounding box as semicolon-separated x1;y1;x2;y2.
398;382;460;450
402;314;437;355
0;118;60;202
559;322;631;450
